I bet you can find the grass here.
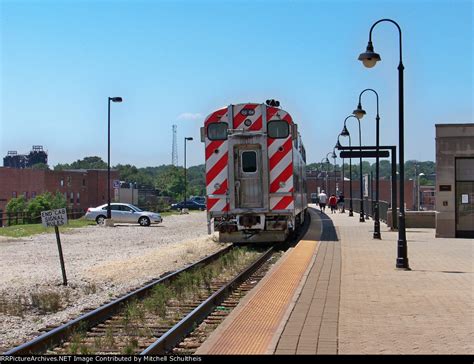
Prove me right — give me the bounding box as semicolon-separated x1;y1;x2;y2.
30;290;63;313
0;218;95;238
0;295;29;317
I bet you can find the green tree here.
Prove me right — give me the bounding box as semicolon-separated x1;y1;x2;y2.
50;191;67;209
26;193;53;222
5;196;28;225
154;166;185;199
31;162;50;170
54;156;107;170
6;196;28;214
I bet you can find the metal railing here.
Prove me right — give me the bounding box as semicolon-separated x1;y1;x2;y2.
346;198;391;224
0;209;85;227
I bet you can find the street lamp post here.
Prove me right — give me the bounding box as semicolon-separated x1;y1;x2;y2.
353;88;382;238
418;173;425;210
320;156;330;194
332;149;337;194
326;152;332;195
184;137;194;210
335;138;345;213
358;18;409;269
338;127;353;216
107;96;123;220
342;115;365;222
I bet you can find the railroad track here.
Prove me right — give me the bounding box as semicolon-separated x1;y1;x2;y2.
5;244;277;355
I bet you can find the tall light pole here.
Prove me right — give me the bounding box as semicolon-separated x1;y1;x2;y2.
339;126;353;216
353;88;382;238
342;115;365;222
326;152;332;195
335;138;345;213
418;173;425;210
184;137;193;209
107;96;123;220
358;18;409;269
320;156;330;193
331;149;337;194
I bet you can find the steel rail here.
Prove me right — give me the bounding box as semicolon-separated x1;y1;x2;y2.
141;246;274;355
5;245;234;355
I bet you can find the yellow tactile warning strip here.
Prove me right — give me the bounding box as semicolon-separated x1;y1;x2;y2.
198;237;318;354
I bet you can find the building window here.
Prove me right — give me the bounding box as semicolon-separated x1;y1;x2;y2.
60;179;64;187
70;192;74;204
76;192;80;204
23;192;28;199
12;191;17;198
82;179;86;186
32;191;36;198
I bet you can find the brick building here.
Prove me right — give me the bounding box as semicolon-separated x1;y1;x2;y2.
0;167;119;214
419;185;436;211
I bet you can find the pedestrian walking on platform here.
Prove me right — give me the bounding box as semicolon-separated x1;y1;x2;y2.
337;193;345;213
329;194;338;214
318;190;328;212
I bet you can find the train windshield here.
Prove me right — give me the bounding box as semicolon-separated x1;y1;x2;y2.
207;122;228;140
268;120;289;138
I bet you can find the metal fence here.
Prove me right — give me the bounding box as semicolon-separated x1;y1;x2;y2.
346;198;392;225
0;209;85;227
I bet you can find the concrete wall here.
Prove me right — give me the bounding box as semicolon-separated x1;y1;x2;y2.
387;210;436;229
119;188;139;205
435;124;474;238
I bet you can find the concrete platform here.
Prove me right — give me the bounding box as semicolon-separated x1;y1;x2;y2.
198;205;474;354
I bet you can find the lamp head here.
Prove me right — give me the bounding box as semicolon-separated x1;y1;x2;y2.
265;99;280;107
110;97;123;103
353;103;366;119
358;41;381;68
331;151;337;159
340;125;350;137
335;140;342;149
324;157;330;164
185;137;194;141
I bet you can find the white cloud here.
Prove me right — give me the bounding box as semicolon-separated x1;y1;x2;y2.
177;112;203;121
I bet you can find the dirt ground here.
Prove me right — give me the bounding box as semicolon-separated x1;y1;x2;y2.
0;212;227;352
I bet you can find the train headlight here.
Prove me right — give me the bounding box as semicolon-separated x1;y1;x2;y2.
244;119;252;127
214;182;221;190
279;181;286;188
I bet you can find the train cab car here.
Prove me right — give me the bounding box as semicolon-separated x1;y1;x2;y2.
201;101;307;243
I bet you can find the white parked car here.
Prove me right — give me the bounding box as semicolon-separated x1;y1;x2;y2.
85;203;162;227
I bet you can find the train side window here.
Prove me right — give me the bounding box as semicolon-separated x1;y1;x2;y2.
268;121;289;138
207;122;228;140
242;151;257;173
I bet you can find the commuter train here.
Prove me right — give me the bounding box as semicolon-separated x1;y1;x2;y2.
201;101;308;243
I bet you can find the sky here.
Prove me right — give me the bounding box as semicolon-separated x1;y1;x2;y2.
0;0;472;168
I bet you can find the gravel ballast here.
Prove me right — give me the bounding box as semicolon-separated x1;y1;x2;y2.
0;211;226;352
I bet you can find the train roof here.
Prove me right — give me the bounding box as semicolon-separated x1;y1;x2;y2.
204;103;294;126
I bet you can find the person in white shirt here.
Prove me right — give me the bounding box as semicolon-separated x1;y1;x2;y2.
318;190;328;212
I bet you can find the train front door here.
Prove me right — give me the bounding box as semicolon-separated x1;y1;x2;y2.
235;145;263;208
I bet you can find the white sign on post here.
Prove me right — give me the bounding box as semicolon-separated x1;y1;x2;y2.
41;208;68;228
363;174;369;197
41;208;69;285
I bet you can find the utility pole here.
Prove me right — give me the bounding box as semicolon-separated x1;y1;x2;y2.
172;125;178;166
